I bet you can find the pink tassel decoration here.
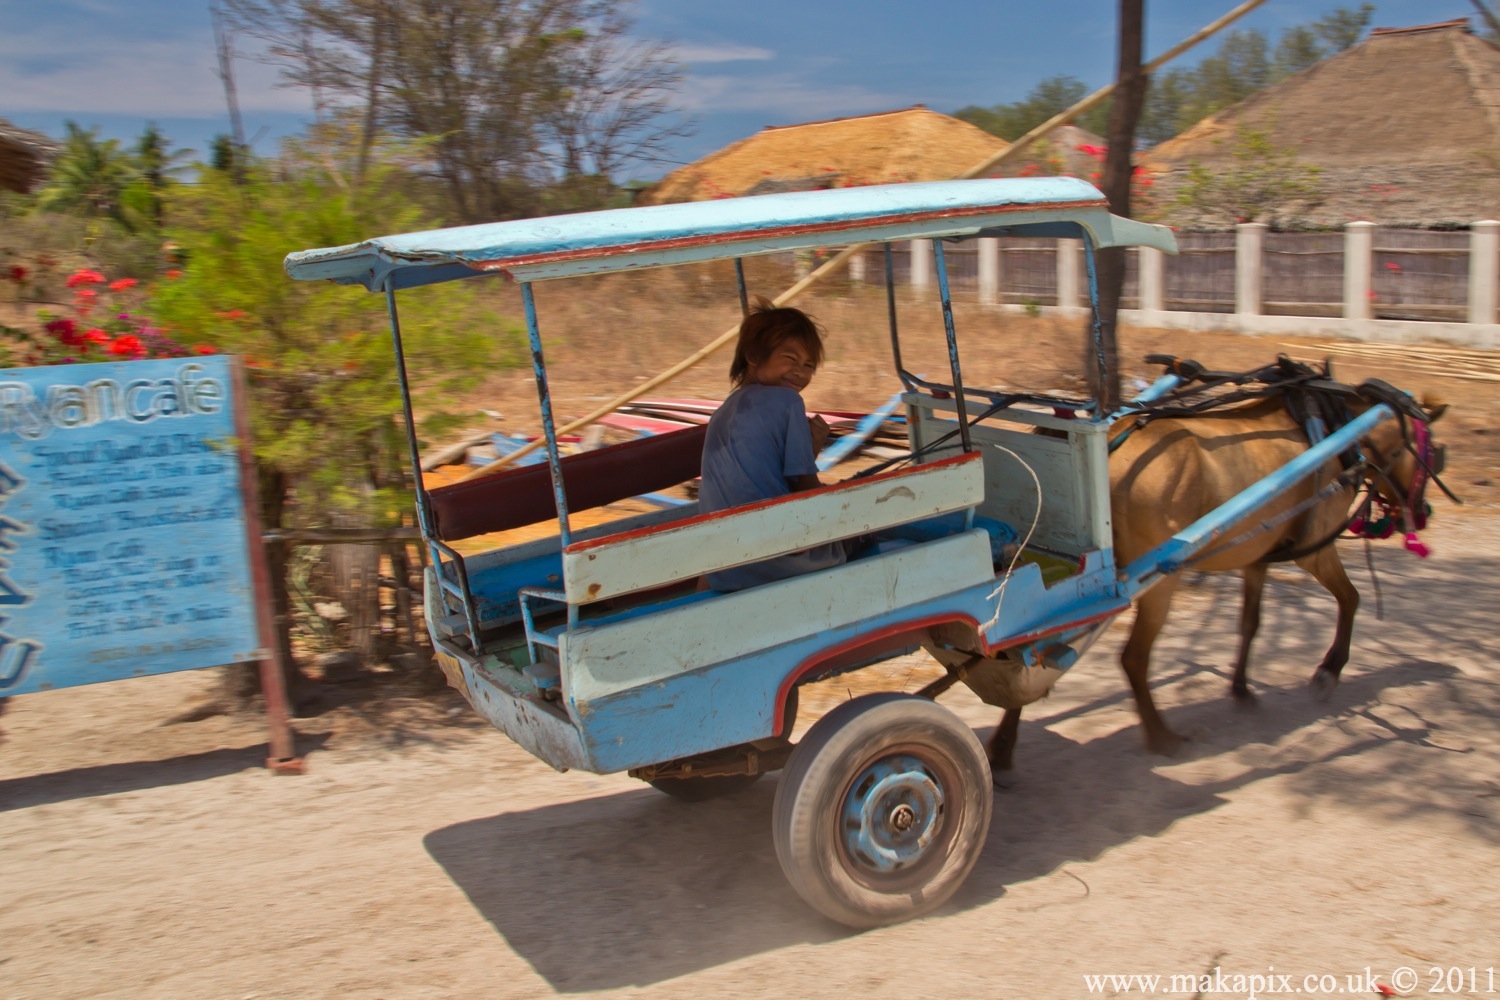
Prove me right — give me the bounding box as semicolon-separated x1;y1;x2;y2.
1403;533;1430;558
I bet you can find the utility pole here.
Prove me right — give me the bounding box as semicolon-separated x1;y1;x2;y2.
1092;0;1148;412
1470;0;1500;38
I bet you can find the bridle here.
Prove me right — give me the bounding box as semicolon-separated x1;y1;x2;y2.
1347;406;1456;557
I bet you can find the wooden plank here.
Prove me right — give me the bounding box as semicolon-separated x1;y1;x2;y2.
562;530;996;700
561;452;984;604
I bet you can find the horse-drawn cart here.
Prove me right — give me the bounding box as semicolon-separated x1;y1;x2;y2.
286;177;1412;927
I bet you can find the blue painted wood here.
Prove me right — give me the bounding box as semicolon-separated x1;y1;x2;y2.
1120;403;1395;591
285;178;1179;290
816;392;902;471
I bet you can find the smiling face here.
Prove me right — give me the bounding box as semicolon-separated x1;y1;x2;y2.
745;336;818;393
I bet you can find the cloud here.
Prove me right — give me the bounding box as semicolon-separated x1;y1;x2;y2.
0;26;308;116
680;72;910;120
671;42;776;64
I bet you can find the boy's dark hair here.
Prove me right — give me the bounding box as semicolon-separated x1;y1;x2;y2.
729;297;826;386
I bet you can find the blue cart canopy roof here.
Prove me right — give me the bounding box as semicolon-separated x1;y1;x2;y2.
285;177;1179;292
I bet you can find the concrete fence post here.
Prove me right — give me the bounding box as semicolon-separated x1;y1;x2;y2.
977;237;1000;306
1137;246;1165;315
1235;222;1267;317
1056;239;1081;311
1469;220;1499;325
848;248;866;284
1344;221;1375;321
910;239;932;292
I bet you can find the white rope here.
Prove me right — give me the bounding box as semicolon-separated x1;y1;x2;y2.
980;443;1044;635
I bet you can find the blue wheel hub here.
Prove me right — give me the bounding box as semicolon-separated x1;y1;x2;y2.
840;754;945;873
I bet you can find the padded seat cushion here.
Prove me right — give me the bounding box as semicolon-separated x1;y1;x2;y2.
428;424;706;541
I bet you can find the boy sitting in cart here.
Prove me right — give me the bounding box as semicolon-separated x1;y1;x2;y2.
698;299;850;591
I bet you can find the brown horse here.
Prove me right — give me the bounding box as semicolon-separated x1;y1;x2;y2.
989;390;1447;767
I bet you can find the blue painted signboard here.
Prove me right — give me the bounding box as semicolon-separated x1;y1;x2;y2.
0;356;263;696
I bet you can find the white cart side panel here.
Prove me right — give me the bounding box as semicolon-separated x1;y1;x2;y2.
561;453;984;604
562;530;994;704
906;397;1111;555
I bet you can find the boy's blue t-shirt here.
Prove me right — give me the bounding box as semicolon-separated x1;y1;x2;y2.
699;384;846;590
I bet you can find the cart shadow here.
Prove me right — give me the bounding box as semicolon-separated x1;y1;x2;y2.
423;659;1455;992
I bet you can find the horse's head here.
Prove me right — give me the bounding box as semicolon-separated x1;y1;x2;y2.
1359;394;1450;538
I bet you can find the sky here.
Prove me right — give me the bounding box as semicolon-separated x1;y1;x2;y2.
0;0;1479;181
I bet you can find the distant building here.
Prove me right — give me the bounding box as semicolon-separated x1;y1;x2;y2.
0;120;56;195
1143;19;1500;229
637;106;1009;205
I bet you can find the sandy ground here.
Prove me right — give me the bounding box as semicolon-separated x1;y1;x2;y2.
3;507;1499;999
6;293;1500;998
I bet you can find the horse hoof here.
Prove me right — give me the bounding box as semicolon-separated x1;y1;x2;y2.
1308;670;1339;701
991;772;1015;791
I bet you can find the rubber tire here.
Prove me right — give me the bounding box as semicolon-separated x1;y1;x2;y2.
772;693;992;928
648;773;760;802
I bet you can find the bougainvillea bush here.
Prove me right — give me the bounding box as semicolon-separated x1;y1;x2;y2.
2;265;212;368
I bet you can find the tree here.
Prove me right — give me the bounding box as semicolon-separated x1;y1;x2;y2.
1175;127;1324;227
1093;0;1148;411
955;75;1111;142
223;0;689;222
1272;26;1325;81
1312;2;1375;52
150;140;520;689
34;123;139;230
123;123;194;229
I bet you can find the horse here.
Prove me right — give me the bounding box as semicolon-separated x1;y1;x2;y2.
987;383;1448;768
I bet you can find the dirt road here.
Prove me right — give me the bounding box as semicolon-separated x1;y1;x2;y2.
4;508;1498;999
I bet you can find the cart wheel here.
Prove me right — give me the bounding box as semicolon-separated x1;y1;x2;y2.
648;773;760;802
772;693;992;928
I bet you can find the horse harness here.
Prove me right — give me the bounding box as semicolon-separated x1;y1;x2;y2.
1114;355;1457;566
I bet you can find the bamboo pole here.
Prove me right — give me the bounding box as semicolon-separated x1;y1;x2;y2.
457;0;1270;482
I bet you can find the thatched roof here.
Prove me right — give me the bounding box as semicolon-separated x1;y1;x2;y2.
1143;19;1500;228
0;120;56;194
988;124;1110;181
637;106;1009;205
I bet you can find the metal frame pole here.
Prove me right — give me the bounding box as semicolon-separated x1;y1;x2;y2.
1081;231;1109;420
734;258;750;317
384;283;433;538
521;282;573;548
932;240;973;453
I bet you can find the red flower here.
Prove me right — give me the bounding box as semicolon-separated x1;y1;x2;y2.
46;318;84;347
65;268;105;288
108;277;138;292
7;265;25;282
84;328;111;345
1384;261;1402;271
165;269;183;279
108;335;145;357
193;344;217;355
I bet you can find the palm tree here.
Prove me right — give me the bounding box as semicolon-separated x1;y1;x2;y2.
34;122;138;230
132;123;194;228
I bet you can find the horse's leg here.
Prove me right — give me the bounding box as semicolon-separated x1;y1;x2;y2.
988;707;1022;774
1232;562;1270;704
1294;546;1359;696
1121;576;1184;755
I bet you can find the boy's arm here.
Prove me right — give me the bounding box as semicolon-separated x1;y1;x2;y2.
789;416;831;491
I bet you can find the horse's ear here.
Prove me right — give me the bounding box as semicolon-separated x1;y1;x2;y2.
1422;397;1449;423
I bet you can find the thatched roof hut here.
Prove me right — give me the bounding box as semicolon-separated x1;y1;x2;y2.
0;120;56;194
1143;19;1500;229
637;106;1009;205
